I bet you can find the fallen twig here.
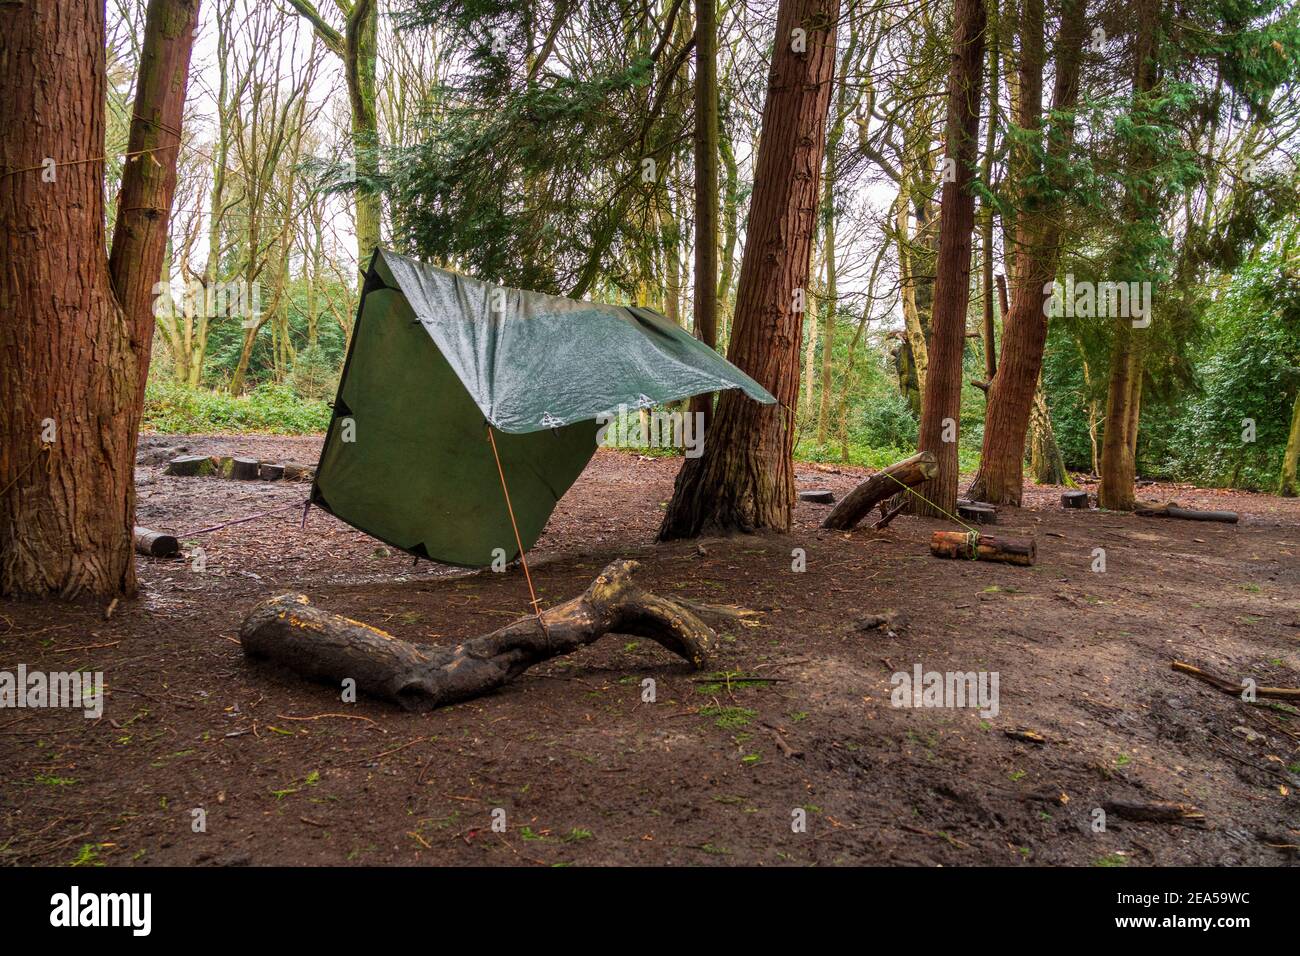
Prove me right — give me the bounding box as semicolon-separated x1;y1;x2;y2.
1171;661;1300;701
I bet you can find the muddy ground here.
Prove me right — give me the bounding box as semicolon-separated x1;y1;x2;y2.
2;434;1298;866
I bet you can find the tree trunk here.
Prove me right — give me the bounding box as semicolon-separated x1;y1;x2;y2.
288;0;379;286
895;186;928;403
979;10;1000;383
241;560;715;711
659;0;839;539
0;0;197;599
1279;386;1300;497
1099;320;1142;509
966;0;1086;506
716;118;741;345
816;179;837;446
909;0;986;518
1027;377;1074;486
689;0;719;429
1098;0;1159;511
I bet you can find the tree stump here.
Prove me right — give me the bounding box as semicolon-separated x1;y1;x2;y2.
223;457;260;480
258;463;285;481
798;489;835;504
1062;490;1088;509
930;530;1036;566
822;451;938;530
240;559;715;711
164;455;215;477
133;527;179;558
957;502;997;524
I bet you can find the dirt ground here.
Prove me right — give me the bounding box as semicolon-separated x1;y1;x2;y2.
2;434;1298;866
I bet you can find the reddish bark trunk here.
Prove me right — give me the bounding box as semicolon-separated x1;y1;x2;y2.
0;0;197;598
660;0;839;538
909;0;986;518
966;0;1086;506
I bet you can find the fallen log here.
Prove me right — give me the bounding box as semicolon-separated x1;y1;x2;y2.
240;559;715;711
930;530;1036;566
1061;490;1088;509
258;463;285;481
133;527;179;558
822;451;938;531
1103;800;1206;827
1135;500;1238;523
281;462;316;481
1171;660;1300;701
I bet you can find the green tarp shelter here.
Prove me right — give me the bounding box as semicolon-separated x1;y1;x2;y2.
309;249;775;567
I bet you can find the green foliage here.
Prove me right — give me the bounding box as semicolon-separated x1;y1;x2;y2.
385;1;690;298
143;380;331;435
288;344;341;403
1158;249;1300;488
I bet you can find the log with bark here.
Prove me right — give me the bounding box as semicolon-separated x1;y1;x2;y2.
220;457;261;480
164;455;216;477
281;462;316;481
822;451;938;530
133;527;179;558
930;530;1036;566
240;560;715;711
1102;799;1206;827
1135;500;1238;524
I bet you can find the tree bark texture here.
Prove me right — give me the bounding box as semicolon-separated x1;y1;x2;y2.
0;0;197;598
909;0;986;517
660;0;839;539
966;0;1086;506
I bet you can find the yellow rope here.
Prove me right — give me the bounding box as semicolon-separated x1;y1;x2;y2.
485;424;548;632
880;468;981;538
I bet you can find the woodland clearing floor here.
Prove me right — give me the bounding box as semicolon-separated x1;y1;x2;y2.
1;435;1298;866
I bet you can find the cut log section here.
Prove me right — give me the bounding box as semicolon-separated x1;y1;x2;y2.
1062;490;1089;509
930;530;1036;566
1136;500;1238;523
957;502;997;525
258;463;285;481
240;559;715;711
133;527;179;558
164;455;215;477
281;462;316;481
822;451;938;531
798;489;835;504
221;457;261;480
